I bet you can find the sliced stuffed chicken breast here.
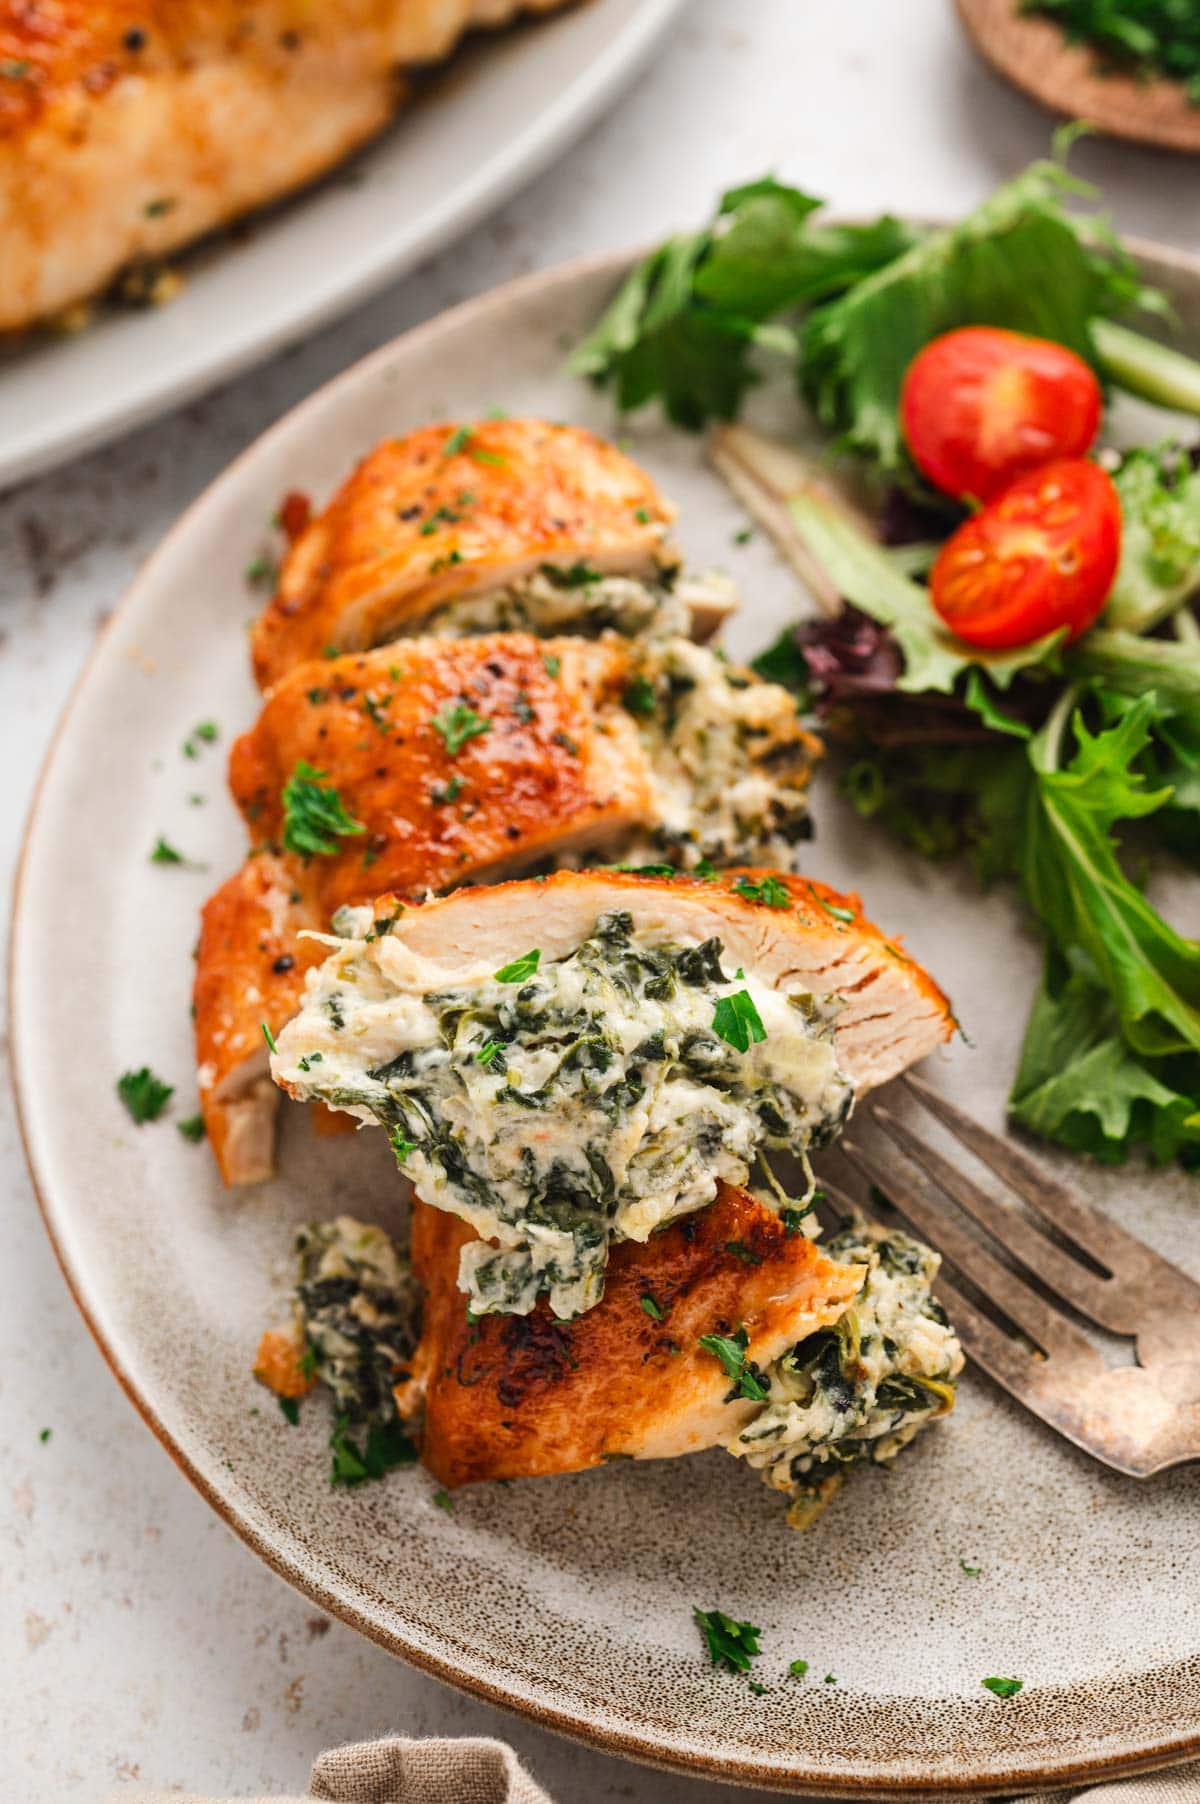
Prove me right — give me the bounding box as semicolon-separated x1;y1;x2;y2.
270;869;954;1315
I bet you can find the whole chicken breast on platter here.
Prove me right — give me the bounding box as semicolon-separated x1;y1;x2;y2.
0;0;574;333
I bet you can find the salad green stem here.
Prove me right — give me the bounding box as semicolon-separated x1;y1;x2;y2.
1174;605;1200;645
1093;319;1200;418
1034;683;1081;776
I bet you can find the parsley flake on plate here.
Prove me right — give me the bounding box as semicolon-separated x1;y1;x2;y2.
176;1113;206;1143
693;1607;763;1675
982;1676;1024;1698
117;1066;173;1124
150;835;184;865
640;1292;666;1322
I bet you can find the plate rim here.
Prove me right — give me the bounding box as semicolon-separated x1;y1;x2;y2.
12;240;1200;1797
0;0;687;492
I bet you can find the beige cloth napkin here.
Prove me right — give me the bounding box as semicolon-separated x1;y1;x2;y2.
103;1738;1200;1803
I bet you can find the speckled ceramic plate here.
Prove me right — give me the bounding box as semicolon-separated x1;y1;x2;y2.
12;240;1200;1796
0;0;684;491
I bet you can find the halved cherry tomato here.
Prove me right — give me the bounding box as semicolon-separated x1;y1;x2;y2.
930;458;1121;651
901;327;1102;502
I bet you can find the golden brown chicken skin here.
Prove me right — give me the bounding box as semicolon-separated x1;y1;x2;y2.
229;632;653;916
194;850;327;1185
404;1186;866;1488
249;419;675;689
0;2;571;333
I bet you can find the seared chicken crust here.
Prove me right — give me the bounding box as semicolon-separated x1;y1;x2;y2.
406;1184;867;1487
250;419;675;688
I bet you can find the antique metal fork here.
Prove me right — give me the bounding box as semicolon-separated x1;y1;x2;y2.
821;1072;1200;1478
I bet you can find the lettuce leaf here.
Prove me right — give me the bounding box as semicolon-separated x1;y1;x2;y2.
799;155;1151;480
1010;956;1200;1165
1022;696;1200;1060
1102;445;1200;633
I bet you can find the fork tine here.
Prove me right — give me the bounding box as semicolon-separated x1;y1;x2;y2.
930;1272;1153;1473
869;1099;1138;1336
901;1074;1188;1291
837;1130;1108;1376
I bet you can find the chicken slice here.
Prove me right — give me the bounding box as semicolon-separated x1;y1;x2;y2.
1;2;572;333
274;865;954;1100
194;851;328;1185
249;420;681;688
229;633;654;915
404;1184;867;1488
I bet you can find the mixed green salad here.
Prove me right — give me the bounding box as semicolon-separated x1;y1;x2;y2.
573;143;1200;1170
1023;0;1200;102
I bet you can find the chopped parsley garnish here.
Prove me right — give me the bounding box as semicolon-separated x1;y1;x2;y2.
182;720;219;759
724;1239;763;1267
117;1067;174;1124
809;884;855;925
278;1396;300;1426
429;549;464;573
244;554;278;588
419;505;461;536
748;1680;768;1696
297;1052;324;1073
622;673;658;717
733;526;754;545
693;1607;763;1675
697;1326;770;1402
150;835;184;864
329;1414;418;1487
959;1558;983;1577
281;760;365;857
543;654;561;678
512;690;536;725
1;59;31;78
712;988;767;1053
824;1673;838;1685
144;196;176;218
389;1130;416;1163
494;949;540;984
442;425;472;456
432;701;491;756
640;1292;666;1322
432;1487;454;1511
540;560;602;588
788;1658;809;1679
362;690;392;732
176;1113;206;1143
476;1040;504;1066
261;1022;279;1055
431;774;465;805
634;505;652;523
469;446;508;468
732;874;791;908
982;1676;1024;1698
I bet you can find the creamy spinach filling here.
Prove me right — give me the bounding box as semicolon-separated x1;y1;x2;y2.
427;564;731;642
625;639;816;870
273;911;853;1320
292;1216;418;1427
726;1222;963;1528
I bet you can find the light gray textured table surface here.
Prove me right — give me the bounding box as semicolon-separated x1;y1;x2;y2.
2;4;1197;1799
